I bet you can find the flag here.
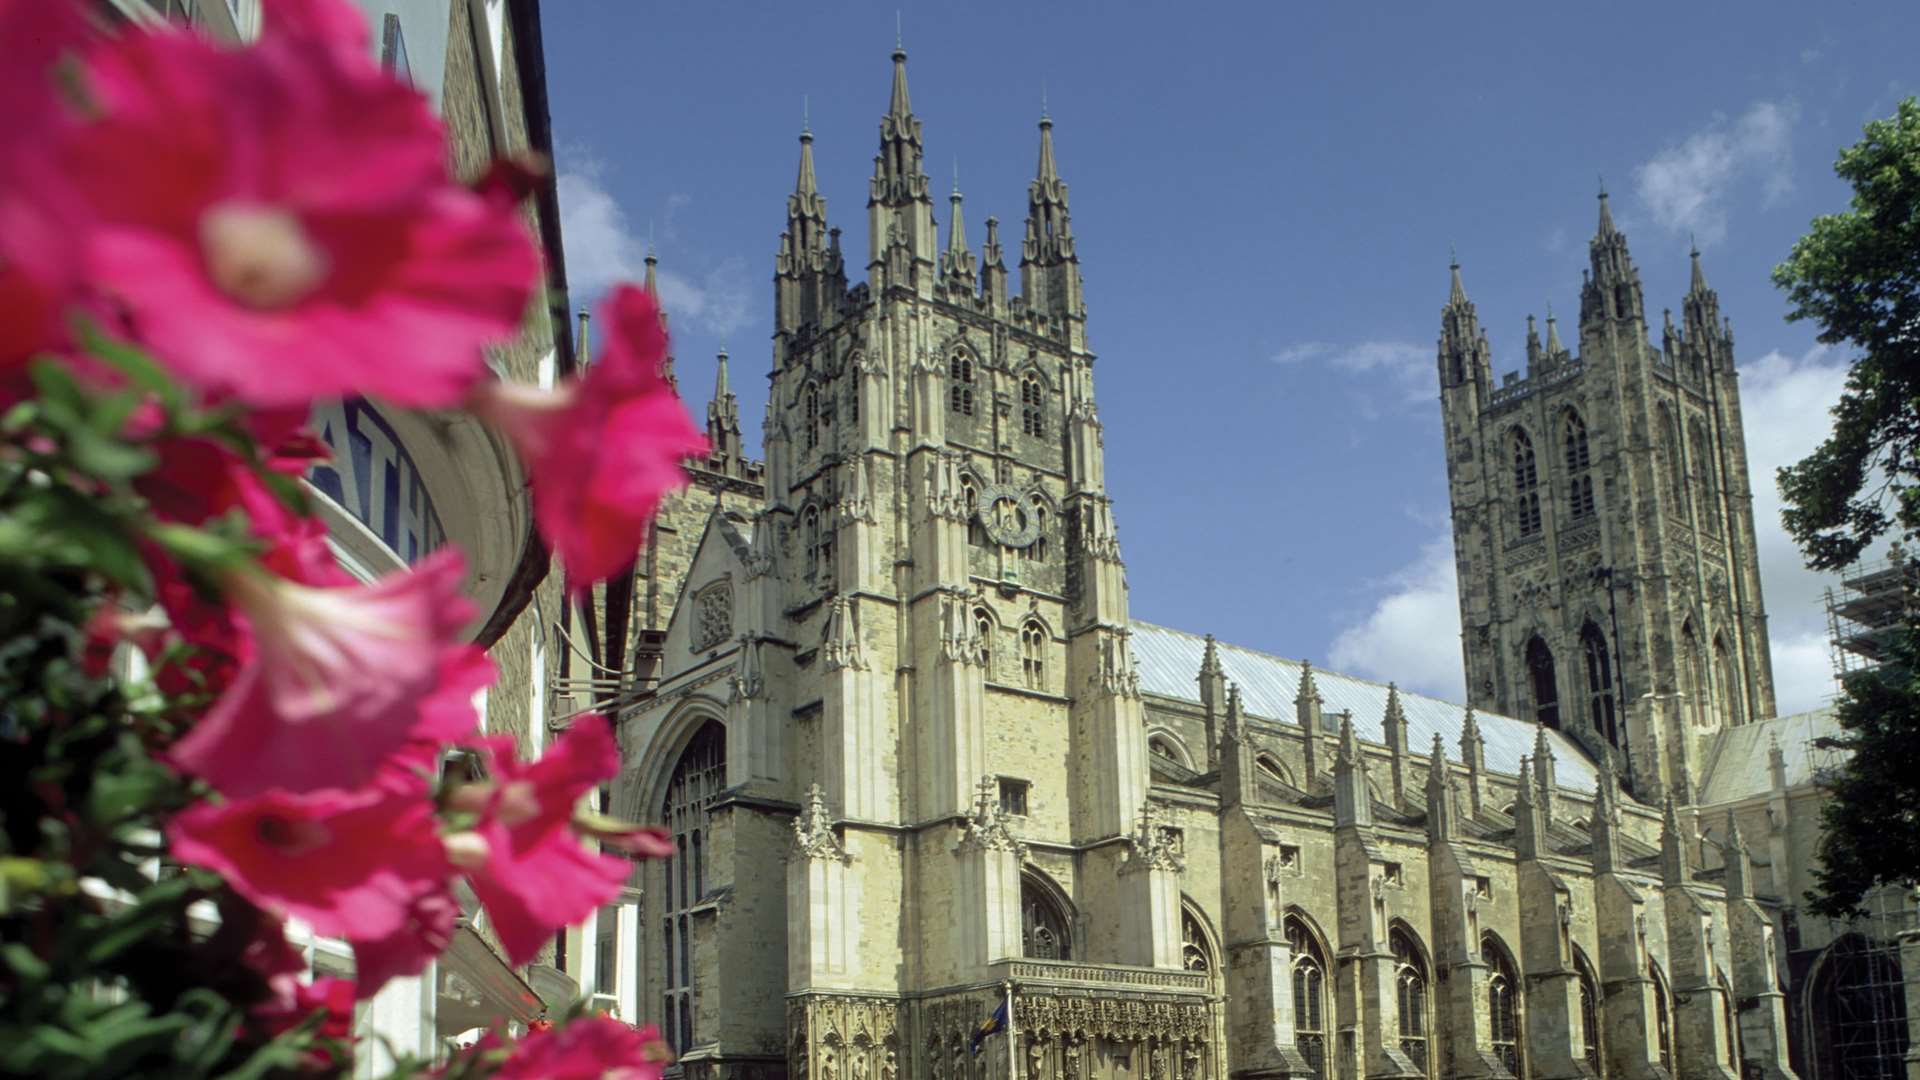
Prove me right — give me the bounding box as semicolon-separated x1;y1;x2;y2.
970;998;1009;1055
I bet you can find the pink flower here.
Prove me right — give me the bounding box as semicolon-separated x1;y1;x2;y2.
461;721;634;965
347;888;457;999
492;1017;674;1080
2;4;538;410
470;285;706;591
252;974;355;1043
167;550;491;798
168;784;452;944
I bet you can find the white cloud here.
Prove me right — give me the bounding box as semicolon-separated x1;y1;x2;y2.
1328;536;1467;702
555;166;751;338
1321;345;1852;716
1633;101;1796;245
1273;340;1432;408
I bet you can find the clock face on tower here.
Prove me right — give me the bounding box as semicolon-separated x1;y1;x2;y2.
977;482;1042;549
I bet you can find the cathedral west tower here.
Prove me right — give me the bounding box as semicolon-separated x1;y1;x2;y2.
1438;192;1777;802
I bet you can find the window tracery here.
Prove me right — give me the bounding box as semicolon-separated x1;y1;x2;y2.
1565;410;1595;519
1288;915;1328;1078
1021;876;1072;960
1581;622;1618;748
1651;961;1674;1076
1020;620;1046;689
1021;372;1045;437
1392;926;1431;1079
1576;951;1603;1077
661;721;725;1053
1526;635;1560;730
949;352;974;416
804;384;820;450
1181;905;1215;974
1484;933;1524;1079
1512;429;1542;537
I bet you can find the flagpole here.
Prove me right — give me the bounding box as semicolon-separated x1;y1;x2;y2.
1003;979;1017;1080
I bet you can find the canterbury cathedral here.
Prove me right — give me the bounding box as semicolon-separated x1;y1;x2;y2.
607;47;1917;1080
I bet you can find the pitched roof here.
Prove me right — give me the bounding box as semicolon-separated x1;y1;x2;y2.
1697;706;1843;805
1130;620;1600;794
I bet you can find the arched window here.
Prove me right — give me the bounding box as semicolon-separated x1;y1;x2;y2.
1714;634;1742;726
1149;735;1190;770
1659;405;1684;513
1565;411;1595;519
1691;419;1719;535
961;476;984;547
949;351;975;416
1808;933;1911;1080
1027;497;1049;562
803;384;820;451
1392;925;1432;1079
817;523;835;582
1650;961;1674;1077
1575;950;1604;1078
975;607;995;675
1483;933;1524;1079
1719;972;1740;1071
1581;622;1619;749
1181;905;1216;974
1512;429;1542;537
1681;620;1709;728
661;721;726;1053
1288;914;1330;1078
847;378;859;425
1021;874;1072;960
1021;372;1045;437
802;508;820;581
1020;620;1047;689
1526;635;1560;730
1257;755;1291;788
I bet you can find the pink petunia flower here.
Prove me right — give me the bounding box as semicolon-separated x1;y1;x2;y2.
167;550;491;798
1;2;538;410
460;720;634;966
346;887;458;1000
168;784;452;944
491;1016;674;1080
469;285;706;591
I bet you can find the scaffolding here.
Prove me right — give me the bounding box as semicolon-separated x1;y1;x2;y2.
1825;547;1918;685
1811;888;1919;1080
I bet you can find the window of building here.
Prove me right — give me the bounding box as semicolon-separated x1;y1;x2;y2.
1720;973;1740;1071
1020;621;1046;689
998;777;1029;817
949;352;974;416
1484;933;1524;1080
1513;428;1542;537
847;377;859;424
1660;405;1684;513
660;721;725;1053
804;384;820;450
1021;372;1045;437
1651;961;1674;1077
1392;926;1432;1079
1682;619;1709;727
1576;951;1604;1078
1526;635;1560;730
961;476;984;547
975;607;995;674
1808;933;1910;1080
1027;498;1049;562
595;903;619;997
1021;875;1072;960
1287;914;1329;1079
802;507;820;582
1565;410;1596;520
1581;622;1618;749
1182;905;1216;974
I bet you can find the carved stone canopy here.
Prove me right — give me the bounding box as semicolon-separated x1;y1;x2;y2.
793;783;851;863
954;776;1027;859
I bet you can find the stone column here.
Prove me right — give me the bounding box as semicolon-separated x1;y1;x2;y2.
951;779;1026;970
789;785;859;990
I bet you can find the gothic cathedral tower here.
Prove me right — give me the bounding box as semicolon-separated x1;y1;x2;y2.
1438;192;1776;802
761;46;1175;1064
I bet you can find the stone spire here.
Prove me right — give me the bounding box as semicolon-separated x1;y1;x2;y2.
1197;633;1228;772
1532;724;1558;822
1660;796;1689;887
939;173;976;294
705;348;742;463
874;46;926;201
776;126;843;334
1383;683;1411;808
1525;313;1541;368
1682;237;1728;369
639;248;677;390
1333;717;1373;828
1690;237;1709;293
980;215;1008;308
1581;186;1645;328
1724;809;1753;899
1514;757;1543;859
868;47;935;284
1592;748;1622;874
1545;304;1564;355
1425;733;1456;842
1297;660;1326;785
1438;255;1492;392
1019;113;1083;325
1458;706;1486;816
1220;683;1256;808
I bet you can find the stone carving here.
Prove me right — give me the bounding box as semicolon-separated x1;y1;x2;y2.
793;784;851;863
954;776;1027;859
692;579;733;652
790;995;899;1080
1122;801;1184;874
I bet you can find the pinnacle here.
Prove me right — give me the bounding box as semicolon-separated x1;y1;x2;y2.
1448;257;1468;305
1036;114;1060;185
888;46;912;120
795;127;819;197
1690;242;1710;293
1595;186;1618;238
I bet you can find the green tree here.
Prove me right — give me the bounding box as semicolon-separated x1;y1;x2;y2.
1772;97;1920;917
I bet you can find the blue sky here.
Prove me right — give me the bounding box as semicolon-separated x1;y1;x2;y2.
540;2;1916;717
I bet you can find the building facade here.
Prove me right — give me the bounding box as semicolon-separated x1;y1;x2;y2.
609;49;1916;1080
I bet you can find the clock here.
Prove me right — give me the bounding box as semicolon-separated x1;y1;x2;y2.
977;483;1042;549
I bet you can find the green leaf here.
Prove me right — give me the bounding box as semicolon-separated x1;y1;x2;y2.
78;323;186;416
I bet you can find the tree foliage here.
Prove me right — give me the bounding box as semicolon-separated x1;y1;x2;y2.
1773;97;1920;917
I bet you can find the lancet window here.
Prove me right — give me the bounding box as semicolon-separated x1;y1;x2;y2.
660;721;725;1054
1660;405;1684;513
1021;876;1072;961
1714;634;1742;726
1020;620;1046;689
1565;410;1595;519
1512;428;1542;537
1026;498;1049;562
1181;907;1215;974
1576;951;1604;1077
1682;619;1709;727
949;351;974;416
1484;933;1524;1080
1651;962;1675;1076
961;476;984;547
803;384;819;451
1288;914;1329;1078
1692;419;1719;534
1392;926;1431;1079
1527;635;1560;731
1021;372;1045;437
975;607;995;674
802;507;820;581
1581;621;1618;748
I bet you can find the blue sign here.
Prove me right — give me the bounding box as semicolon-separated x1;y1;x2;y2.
309;399;446;564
